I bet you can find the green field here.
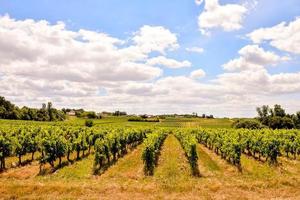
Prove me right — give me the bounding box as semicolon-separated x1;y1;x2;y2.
1;117;300;200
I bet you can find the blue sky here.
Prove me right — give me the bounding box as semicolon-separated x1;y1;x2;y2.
0;0;300;116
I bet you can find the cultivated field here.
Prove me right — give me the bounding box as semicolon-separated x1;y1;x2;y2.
0;117;299;200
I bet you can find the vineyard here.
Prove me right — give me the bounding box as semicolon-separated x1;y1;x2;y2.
0;118;300;199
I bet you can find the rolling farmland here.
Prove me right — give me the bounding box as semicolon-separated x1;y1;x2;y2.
0;118;300;199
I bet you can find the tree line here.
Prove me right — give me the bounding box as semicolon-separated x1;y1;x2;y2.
234;104;300;129
256;104;300;129
0;96;65;121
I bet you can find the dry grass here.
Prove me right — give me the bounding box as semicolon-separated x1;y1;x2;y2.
1;136;300;199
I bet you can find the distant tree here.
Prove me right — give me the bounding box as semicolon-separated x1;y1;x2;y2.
256;105;270;125
293;112;300;129
256;104;297;129
272;104;286;117
269;116;295;129
233;119;263;129
140;114;148;119
0;96;65;122
0;96;18;119
113;111;127;116
86;112;97;119
206;115;214;119
0;106;7;119
75;109;85;117
47;102;54;121
42;103;47;110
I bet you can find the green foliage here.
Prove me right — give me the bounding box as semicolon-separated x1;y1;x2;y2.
0;96;66;121
142;130;168;175
85;119;94;127
195;128;300;166
233;119;264;129
128;116;159;122
294;112;300;129
268;116;295;129
112;111;127;116
0;119;299;176
195;129;242;167
0;134;12;169
174;130;199;176
256;104;299;129
75;110;98;119
94;128;149;171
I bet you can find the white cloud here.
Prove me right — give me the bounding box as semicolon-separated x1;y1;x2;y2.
247;17;300;54
198;0;248;34
195;0;204;6
1;15;300;117
190;69;206;79
0;16;182;104
146;56;191;68
222;45;289;71
0;16;181;92
132;25;179;54
186;47;204;53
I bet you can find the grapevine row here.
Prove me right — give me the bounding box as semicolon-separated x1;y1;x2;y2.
174;130;199;176
194;128;300;167
94;128;150;172
142;130;168;175
0;125;151;172
195;129;242;167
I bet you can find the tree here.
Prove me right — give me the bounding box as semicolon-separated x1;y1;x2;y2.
256;104;297;129
47;102;54;121
0;96;17;119
113;111;127;116
272;104;286;117
87;112;97;119
268;117;295;129
293;112;300;129
0;106;7;119
256;105;270;125
233;119;263;129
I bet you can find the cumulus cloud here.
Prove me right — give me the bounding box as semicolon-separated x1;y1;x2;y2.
198;0;248;34
222;45;290;71
186;47;204;53
247;17;300;54
146;56;191;68
132;25;179;54
1;15;300;117
0;16;192;98
190;69;206;79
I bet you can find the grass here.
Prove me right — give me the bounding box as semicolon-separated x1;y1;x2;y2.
154;135;193;191
49;154;94;180
0;116;233;129
240;154;277;179
197;145;220;173
159;117;233;128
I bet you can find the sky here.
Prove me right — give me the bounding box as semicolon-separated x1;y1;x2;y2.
0;0;300;117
